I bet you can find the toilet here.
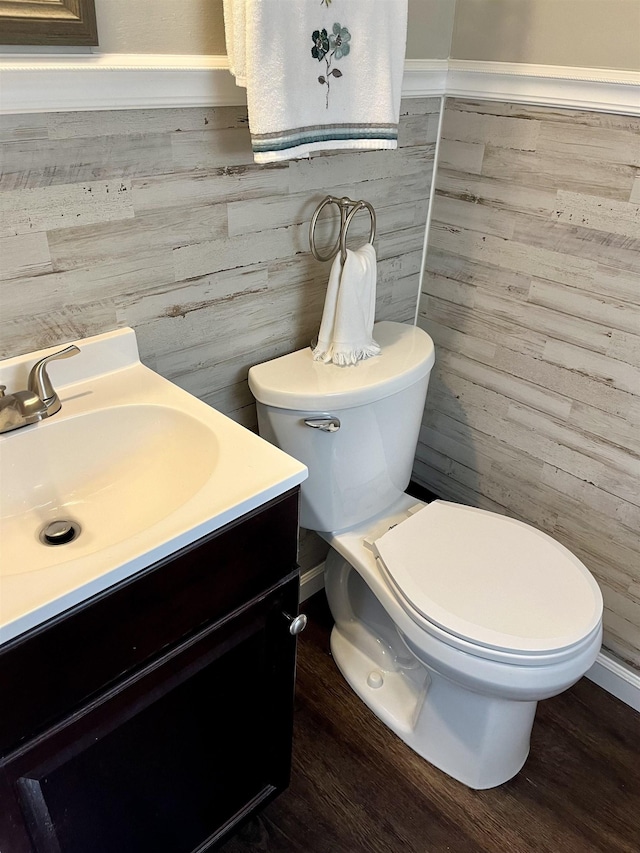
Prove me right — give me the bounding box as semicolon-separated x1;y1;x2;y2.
248;321;603;789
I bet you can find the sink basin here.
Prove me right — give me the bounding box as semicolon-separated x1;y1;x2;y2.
1;405;218;576
0;328;307;643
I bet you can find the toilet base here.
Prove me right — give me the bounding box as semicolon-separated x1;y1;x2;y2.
322;501;601;790
330;622;536;790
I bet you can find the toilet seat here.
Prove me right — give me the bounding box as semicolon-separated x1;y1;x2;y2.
373;501;603;661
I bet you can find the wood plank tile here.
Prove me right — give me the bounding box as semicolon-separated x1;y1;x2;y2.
0;115;48;143
172;221;308;282
541;338;640;396
170;126;256;170
481;146;637;201
289;150;433;200
120;266;270;329
505;402;639;506
399;110;440;148
540;464;640;534
608;329;640;368
448;99;640;131
0;231;51;281
421;294;548;359
435;348;574;420
537;120;640;168
437;169;557;218
433;194;515;239
514;217;640;277
0;133;174;191
488;344;635;419
430;223;598;289
443;107;540;150
0;179;135;238
438;138;485;174
528;278;640;332
553;190;640;239
0;305;119;359
426;368;638;509
424;247;532;296
566;399;640;457
48;203;228;272
47;106;249;139
131;167;289;214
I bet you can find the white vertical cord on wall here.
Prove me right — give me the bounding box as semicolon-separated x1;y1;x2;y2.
413;95;446;328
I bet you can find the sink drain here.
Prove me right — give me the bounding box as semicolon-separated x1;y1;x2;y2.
39;520;81;546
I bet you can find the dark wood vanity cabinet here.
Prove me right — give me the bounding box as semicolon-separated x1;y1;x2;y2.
0;489;301;853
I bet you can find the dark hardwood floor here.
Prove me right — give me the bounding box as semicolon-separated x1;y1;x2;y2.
222;592;640;853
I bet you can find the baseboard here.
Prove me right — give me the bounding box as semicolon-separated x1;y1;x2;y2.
300;562;326;604
299;561;640;714
1;54;638;115
586;650;640;713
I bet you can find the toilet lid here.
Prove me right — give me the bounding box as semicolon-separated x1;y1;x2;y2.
373;501;603;655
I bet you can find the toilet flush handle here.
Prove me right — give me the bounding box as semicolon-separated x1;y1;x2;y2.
303;415;341;433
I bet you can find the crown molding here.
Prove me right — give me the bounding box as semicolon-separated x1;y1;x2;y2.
0;54;638;115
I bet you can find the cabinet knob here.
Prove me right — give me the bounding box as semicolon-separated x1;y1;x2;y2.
284;612;308;636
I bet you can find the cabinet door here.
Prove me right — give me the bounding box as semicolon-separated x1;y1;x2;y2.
0;577;299;853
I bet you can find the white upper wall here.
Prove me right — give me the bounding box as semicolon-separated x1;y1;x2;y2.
451;0;640;71
92;0;453;59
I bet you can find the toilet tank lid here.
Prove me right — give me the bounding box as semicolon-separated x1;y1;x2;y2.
248;322;435;411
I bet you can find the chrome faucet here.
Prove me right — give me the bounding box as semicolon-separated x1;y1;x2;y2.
0;344;80;434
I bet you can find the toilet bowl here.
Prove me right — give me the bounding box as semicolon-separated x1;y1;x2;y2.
248;321;603;789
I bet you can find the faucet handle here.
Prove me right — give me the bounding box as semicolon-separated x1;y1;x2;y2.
28;344;80;407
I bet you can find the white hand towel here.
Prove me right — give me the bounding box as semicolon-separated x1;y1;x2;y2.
224;0;408;164
222;0;247;87
313;243;381;366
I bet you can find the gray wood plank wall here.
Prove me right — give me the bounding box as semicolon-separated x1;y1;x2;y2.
0;100;438;423
0;98;439;574
416;99;640;671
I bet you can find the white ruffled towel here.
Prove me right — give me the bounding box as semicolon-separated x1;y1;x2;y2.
313;243;381;366
223;0;408;163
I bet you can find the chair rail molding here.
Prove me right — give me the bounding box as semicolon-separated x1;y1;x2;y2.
447;60;640;116
1;54;638;115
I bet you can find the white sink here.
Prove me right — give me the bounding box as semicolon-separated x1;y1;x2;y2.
0;329;307;644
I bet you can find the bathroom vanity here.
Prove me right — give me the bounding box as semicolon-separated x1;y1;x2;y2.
0;328;308;851
0;488;300;852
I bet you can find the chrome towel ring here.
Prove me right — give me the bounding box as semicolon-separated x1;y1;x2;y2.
309;195;377;265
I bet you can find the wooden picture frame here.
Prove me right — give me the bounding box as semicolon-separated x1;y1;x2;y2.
0;0;98;46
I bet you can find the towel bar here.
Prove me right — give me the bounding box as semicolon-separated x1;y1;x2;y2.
309;195;376;265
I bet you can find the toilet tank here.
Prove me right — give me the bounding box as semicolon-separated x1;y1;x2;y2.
248;321;435;533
